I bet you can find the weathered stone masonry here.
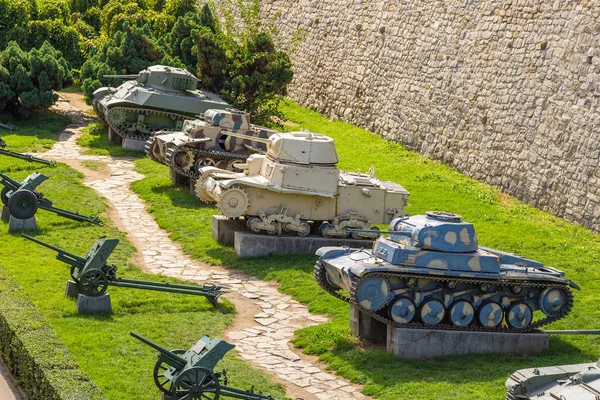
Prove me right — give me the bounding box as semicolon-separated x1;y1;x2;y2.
253;0;600;231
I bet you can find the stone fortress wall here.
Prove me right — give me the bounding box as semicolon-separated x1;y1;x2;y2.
241;0;600;232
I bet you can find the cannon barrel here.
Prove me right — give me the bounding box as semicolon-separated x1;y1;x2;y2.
130;332;188;370
0;149;56;166
21;234;86;264
103;74;139;79
0;137;5;148
0;172;21;188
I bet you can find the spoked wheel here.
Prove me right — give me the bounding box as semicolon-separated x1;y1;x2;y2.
1;186;10;206
172;366;220;400
506;302;533;329
78;270;108;296
154;350;186;394
70;265;80;283
8;189;38;220
389;296;416;324
477;301;503;328
448;300;475;327
418;299;446;325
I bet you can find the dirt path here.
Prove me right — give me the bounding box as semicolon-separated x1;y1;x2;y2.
45;95;370;400
0;358;26;400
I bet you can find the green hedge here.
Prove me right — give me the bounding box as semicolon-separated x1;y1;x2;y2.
0;265;105;400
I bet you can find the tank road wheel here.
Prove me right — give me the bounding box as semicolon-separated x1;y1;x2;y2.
216;187;249;218
247;216;262;233
171;149;195;172
355;276;391;312
296;221;311;237
418;299;446;325
319;222;335;238
1;186;10;206
539;287;569;317
448;300;475;327
78;270;108;296
389;297;416;324
8;189;38;220
476;301;503;328
172;366;220;400
506;302;533;330
154;349;186;394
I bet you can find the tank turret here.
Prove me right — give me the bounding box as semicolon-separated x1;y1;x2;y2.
506;358;600;399
315;211;578;331
194;131;409;237
92;65;229;144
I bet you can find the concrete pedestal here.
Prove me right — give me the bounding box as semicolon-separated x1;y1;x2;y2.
76;293;112;313
387;326;549;359
234;231;373;258
65;280;80;299
169;167;190;187
212;215;248;246
350;304;387;344
107;127;122;145
122;138;146;152
8;215;37;232
1;205;10;222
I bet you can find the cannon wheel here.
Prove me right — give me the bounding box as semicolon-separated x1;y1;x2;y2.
172;366;220;400
154;349;186;394
78;270;108;296
1;186;10;206
8;189;38;220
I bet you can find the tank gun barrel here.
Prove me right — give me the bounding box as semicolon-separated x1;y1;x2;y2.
212;130;272;144
130;332;188;370
102;74;139;79
0;148;56;166
21;234;86;265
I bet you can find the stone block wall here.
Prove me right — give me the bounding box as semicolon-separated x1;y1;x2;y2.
234;0;600;231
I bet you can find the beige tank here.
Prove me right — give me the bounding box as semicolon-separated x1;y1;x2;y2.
195;131;409;238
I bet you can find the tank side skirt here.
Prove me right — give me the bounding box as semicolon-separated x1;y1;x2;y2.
315;261;574;333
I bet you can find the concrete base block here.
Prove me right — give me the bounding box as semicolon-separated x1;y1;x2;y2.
350;304;387;344
1;205;10;222
122;138;146;152
169;167;189;187
234;231;373;258
65;280;80;299
189;178;197;196
107;127;122;145
76;293;112;313
8;215;37;232
387;327;549;359
212;215;248;246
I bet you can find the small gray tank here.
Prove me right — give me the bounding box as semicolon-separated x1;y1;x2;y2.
506;358;600;399
145;109;278;177
92;65;229;143
316;212;578;331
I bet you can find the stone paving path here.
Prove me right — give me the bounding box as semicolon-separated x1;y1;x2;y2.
43;97;370;400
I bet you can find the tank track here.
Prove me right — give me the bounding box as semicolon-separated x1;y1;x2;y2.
165;145;249;179
314;261;574;333
105;106;195;140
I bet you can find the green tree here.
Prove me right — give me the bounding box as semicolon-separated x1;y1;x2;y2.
0;41;72;118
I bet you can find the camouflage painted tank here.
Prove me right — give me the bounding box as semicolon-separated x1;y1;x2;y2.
315;212;578;331
195;131;409;237
506;358;600;399
92;65;228;142
145;109;277;177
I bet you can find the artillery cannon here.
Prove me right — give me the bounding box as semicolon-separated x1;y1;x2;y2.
22;235;225;304
131;332;300;400
0;137;56;166
0;172;100;224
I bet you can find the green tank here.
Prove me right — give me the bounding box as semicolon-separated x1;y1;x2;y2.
92;65;229;143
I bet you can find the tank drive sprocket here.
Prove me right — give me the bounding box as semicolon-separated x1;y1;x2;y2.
216;186;250;218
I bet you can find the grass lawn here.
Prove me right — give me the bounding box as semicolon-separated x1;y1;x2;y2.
0;113;286;399
77;121;144;158
127;99;600;399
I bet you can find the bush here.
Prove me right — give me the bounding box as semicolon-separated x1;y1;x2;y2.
0;41;72;118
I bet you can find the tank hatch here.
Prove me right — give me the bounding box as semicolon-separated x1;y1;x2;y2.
267;132;338;165
389;211;478;253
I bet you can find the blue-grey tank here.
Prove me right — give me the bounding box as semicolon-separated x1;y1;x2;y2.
315;212;578;331
506;358;600;399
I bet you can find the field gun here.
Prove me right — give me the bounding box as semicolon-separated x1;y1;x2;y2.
0;137;56;166
22;235;225;304
0;172;101;224
131;332;300;400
